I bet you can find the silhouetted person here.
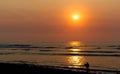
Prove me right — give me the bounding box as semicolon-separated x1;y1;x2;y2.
84;62;90;73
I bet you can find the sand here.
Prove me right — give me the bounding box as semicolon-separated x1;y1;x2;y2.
0;63;89;74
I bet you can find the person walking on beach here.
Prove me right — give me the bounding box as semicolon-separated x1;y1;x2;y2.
84;62;90;73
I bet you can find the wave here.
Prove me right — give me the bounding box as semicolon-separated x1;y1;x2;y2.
39;53;120;57
0;44;120;49
69;51;120;53
0;52;15;55
12;52;120;57
0;44;36;48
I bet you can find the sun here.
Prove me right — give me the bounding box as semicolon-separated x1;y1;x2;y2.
73;14;79;20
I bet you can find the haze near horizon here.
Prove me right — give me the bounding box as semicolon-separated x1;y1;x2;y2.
0;0;120;43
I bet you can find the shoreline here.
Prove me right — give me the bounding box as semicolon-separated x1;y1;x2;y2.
0;62;89;74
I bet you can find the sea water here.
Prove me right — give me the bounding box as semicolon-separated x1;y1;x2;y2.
0;42;120;74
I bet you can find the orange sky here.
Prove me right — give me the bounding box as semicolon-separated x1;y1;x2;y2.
0;0;120;43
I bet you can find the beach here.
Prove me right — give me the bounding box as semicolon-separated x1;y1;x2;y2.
0;63;89;74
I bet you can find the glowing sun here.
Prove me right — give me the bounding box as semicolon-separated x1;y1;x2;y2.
73;14;79;20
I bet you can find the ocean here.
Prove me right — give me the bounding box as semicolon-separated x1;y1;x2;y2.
0;41;120;74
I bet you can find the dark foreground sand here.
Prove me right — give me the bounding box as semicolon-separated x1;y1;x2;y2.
0;63;89;74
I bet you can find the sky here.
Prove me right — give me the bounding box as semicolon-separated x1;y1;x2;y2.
0;0;120;43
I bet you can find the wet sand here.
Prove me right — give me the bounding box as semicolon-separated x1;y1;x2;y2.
0;63;89;74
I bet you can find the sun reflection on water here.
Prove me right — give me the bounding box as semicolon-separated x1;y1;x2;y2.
68;55;84;68
68;48;85;68
67;41;85;68
69;48;81;54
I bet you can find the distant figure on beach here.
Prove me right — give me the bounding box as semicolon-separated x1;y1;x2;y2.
84;62;90;73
